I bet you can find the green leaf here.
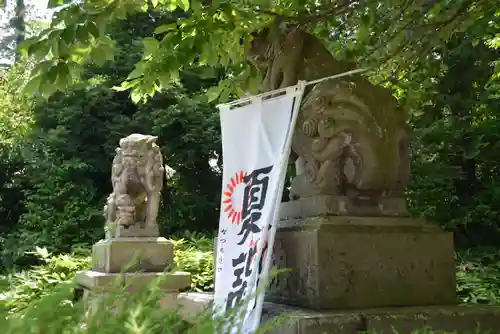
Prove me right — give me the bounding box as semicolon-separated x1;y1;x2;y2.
90;47;107;66
235;86;246;97
357;18;370;42
166;2;178;10
28;41;50;61
177;0;190;10
112;85;131;92
57;62;70;81
170;68;180;81
55;70;70;91
114;3;127;20
48;30;62;41
127;65;144;80
219;86;231;103
157;72;170;89
47;0;67;8
99;42;115;62
58;39;70;57
130;90;142;103
76;25;90;44
62;25;76;44
112;80;138;92
31;61;53;76
35;247;50;259
206;86;221;102
154;23;177;34
191;0;201;12
151;0;159;7
23;75;43;95
17;37;38;58
87;21;100;39
51;39;60;58
46;66;59;83
143;37;159;54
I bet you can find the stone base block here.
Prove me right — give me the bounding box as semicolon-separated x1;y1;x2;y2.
76;271;191;320
76;270;192;293
266;216;456;309
92;237;173;273
177;292;500;334
280;195;409;219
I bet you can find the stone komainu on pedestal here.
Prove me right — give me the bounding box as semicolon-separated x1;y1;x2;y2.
182;25;500;333
248;25;454;311
76;134;190;309
103;134;165;238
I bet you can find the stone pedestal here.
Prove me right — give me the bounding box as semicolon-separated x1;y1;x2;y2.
195;198;500;332
266;215;456;309
91;237;174;273
76;236;191;308
177;292;500;334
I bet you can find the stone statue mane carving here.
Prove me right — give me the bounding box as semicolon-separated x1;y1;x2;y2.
246;24;410;199
104;133;165;238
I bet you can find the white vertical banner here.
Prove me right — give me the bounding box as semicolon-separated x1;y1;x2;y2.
213;82;306;333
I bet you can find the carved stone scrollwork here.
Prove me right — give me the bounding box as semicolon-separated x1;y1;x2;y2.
245;24;410;203
290;80;410;200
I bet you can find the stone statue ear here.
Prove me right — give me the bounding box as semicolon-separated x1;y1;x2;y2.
146;136;158;144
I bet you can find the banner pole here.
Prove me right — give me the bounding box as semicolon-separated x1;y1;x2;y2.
250;81;307;331
216;68;368;111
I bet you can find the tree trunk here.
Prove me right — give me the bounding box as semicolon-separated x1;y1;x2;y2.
12;0;26;62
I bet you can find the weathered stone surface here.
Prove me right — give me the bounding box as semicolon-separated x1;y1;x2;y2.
177;292;214;323
214;216;455;310
77;273;191;324
177;293;500;334
246;26;410;200
363;305;500;334
280;195;409;219
108;223;160;238
103;133;173;238
92;237;174;273
265;215;455;309
76;270;192;292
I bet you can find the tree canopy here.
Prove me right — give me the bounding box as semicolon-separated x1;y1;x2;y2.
18;0;497;102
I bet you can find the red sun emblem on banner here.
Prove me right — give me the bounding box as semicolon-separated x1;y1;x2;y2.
223;171;248;224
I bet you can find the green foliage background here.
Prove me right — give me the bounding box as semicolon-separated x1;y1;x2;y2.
0;11;223;270
0;1;499;332
0;0;498;325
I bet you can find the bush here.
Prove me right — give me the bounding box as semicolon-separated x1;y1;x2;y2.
0;247;91;314
171;232;214;292
456;247;500;305
0;234;215;316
